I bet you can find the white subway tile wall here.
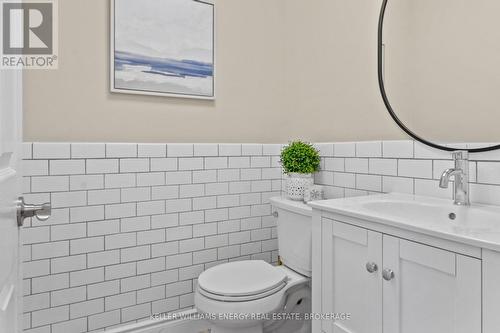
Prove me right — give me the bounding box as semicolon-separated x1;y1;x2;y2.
22;143;283;333
22;140;500;333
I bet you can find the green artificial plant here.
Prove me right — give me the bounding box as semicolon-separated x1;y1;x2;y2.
280;141;321;174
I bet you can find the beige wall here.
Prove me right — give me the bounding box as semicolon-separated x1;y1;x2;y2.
23;0;404;143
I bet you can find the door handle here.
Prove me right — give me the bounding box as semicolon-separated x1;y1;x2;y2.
366;262;378;273
17;197;51;226
382;268;395;281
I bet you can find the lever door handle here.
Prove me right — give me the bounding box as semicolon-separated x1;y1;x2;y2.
17;197;51;226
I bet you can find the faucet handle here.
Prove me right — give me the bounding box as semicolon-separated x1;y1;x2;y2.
452;151;469;160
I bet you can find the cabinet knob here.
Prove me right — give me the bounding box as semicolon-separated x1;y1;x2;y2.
382;268;395;281
366;262;378;273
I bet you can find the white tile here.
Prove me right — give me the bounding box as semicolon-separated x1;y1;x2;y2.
414;179;452;199
383;141;414;158
87;280;119;299
32;273;69;293
218;169;240;182
137;172;165;186
262;144;283;156
70;175;104;191
71;143;106;158
205;157;227;169
152;241;179;257
51;254;86;273
333;172;355;188
334;142;356;157
166;226;192;241
121;303;151;322
86;159;119;174
179;238;205;253
219;144;242;156
369;159;397;176
121;216;150;232
51;318;87;333
31;176;69;192
23;142;33;159
23;260;50;278
218;245;241;260
356;141;382;157
194;144;218;157
88;310;120;331
166;171;192;185
193;249;217;264
70;268;104;287
179;157;204;170
193;170;217;183
120;158;149;173
138;144;166;157
241;168;262;180
50;160;85;175
70;299;104;319
414;142;451;160
152;185;179;200
382;176;414;194
137;285;165;303
193;196;217;210
345;158;368;173
314;143;334;157
165;198;192;213
70;237;104;255
106;143;137;158
179;211;204;225
122;187;151;202
241;242;261;256
242;144;263;156
477;162;500;185
105;233;136;250
137;200;165;216
251;180;272;192
206;183;229;196
23;160;49;176
105;262;136;280
152;298;179;315
179;184;204;198
168;144;193;157
137;257;165;274
87;250;120;268
24;293;50;312
470;183;500;205
51;223;86;241
105;173;136;188
205;234;228;248
121;274;150;292
87;220;120;237
229;156;250;168
33;143;70;159
193;223;217;237
151;158;178;171
70;205;104;222
31;305;69;327
105;203;136;219
23;227;50;244
51;286;86;306
88;189;121;205
229;206;251;219
51;190;87;208
398;160;432;179
356;174;382;192
324;158;344;172
32;241;68;260
105;292;136;311
205;208;229;222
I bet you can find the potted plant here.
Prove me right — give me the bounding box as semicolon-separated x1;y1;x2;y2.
280;141;321;201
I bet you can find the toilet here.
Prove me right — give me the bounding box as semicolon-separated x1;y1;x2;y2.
194;197;312;333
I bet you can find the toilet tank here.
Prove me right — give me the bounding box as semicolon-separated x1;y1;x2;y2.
270;197;312;277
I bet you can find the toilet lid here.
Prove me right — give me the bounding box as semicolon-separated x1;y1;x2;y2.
198;260;288;297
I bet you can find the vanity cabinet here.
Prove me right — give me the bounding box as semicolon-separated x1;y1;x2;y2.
320;218;482;333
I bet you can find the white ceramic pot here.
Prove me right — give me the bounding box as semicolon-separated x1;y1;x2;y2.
286;173;314;201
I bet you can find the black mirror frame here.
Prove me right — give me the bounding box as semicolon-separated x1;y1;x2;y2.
377;0;500;153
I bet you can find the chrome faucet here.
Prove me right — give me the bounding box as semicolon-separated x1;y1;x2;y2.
439;151;470;206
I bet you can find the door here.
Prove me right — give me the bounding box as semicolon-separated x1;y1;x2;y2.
322;219;383;333
0;63;23;331
382;236;482;333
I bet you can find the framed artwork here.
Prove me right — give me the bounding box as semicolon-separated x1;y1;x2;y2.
110;0;215;99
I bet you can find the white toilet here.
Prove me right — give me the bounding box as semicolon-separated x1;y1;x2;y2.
194;197;312;333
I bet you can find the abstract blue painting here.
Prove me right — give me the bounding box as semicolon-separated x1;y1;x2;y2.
111;0;215;99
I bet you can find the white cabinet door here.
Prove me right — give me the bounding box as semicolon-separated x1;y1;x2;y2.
382;236;481;333
322;219;382;333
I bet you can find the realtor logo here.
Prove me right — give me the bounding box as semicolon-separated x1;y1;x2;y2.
1;0;58;69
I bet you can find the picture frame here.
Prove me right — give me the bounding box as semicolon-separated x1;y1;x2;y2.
110;0;215;100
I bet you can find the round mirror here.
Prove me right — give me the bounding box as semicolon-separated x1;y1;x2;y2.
378;0;500;152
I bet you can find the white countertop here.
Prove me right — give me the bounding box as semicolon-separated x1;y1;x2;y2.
309;193;500;253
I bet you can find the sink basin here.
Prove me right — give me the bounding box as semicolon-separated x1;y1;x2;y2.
308;193;500;251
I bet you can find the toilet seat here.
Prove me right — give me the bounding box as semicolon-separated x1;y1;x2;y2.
197;260;288;302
